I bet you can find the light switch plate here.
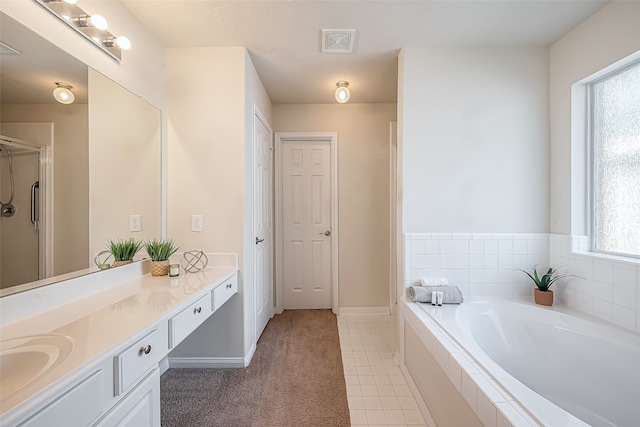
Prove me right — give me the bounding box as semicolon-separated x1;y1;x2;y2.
191;215;203;232
129;215;141;232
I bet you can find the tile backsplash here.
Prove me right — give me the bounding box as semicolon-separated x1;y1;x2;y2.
404;233;549;298
404;232;640;333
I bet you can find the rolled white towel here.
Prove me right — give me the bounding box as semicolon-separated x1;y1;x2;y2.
419;277;449;287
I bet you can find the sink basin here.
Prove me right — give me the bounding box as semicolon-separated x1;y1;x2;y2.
0;335;74;400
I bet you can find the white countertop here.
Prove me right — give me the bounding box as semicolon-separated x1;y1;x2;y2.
0;264;237;418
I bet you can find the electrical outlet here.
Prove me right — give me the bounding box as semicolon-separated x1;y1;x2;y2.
129;214;141;232
191;215;203;232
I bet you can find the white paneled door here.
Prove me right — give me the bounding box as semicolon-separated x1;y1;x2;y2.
281;140;332;309
254;112;273;341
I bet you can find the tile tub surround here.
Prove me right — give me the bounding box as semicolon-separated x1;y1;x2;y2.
404;232;640;334
549;234;640;333
404;233;550;298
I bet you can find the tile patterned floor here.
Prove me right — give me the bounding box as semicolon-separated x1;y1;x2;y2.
337;314;427;427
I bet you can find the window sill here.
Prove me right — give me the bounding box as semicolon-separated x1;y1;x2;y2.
571;249;640;267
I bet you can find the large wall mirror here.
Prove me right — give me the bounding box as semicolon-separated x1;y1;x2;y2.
0;12;161;296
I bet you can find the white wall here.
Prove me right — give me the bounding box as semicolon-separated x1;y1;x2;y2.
549;1;640;235
166;47;273;362
273;103;396;310
88;69;162;260
400;47;549;233
547;1;640;332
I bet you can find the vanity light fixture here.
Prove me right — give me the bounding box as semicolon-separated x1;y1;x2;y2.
53;82;75;104
33;0;130;60
335;81;350;104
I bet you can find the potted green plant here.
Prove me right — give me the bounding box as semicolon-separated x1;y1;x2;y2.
517;266;581;306
144;238;180;276
107;238;143;267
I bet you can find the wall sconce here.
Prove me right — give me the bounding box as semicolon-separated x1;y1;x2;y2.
335;81;350;104
53;82;75;104
34;0;130;61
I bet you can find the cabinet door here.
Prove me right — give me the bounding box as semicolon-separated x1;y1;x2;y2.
19;369;107;427
95;369;160;427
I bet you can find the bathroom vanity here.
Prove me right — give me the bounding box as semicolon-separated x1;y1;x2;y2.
0;257;238;427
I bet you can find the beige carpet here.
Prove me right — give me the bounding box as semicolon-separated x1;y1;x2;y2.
160;309;351;426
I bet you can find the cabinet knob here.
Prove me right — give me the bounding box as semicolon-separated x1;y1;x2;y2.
194;306;202;314
139;345;152;355
227;283;232;289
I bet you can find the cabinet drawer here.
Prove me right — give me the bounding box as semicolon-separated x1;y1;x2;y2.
168;294;211;348
213;274;237;311
114;329;164;395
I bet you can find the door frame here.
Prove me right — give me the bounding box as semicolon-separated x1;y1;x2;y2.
274;132;339;314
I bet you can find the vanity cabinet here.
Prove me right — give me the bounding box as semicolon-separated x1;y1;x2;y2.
2;269;238;427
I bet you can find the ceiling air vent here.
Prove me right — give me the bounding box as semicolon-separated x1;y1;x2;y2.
0;41;21;55
321;29;356;54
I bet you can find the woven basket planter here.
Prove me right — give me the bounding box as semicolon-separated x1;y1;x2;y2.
112;260;133;268
150;260;170;276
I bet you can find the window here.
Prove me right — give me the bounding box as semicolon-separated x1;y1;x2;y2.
590;60;640;258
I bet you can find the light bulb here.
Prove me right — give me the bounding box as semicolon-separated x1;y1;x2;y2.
53;83;75;104
116;36;131;50
335;81;350;104
89;14;108;30
73;14;108;30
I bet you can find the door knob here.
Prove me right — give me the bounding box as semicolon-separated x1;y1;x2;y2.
319;230;331;236
256;237;265;244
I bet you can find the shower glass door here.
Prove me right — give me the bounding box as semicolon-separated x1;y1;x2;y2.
0;139;42;289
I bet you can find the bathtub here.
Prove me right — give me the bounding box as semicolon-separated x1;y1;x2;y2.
403;297;640;427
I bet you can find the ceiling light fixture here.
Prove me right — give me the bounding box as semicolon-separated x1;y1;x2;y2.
53;82;75;104
335;81;350;104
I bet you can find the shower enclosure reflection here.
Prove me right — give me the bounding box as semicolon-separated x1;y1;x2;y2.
0;138;47;289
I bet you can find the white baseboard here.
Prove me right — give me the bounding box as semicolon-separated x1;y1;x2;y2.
168;357;247;369
168;343;257;369
339;306;391;316
159;356;169;375
244;342;257;366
